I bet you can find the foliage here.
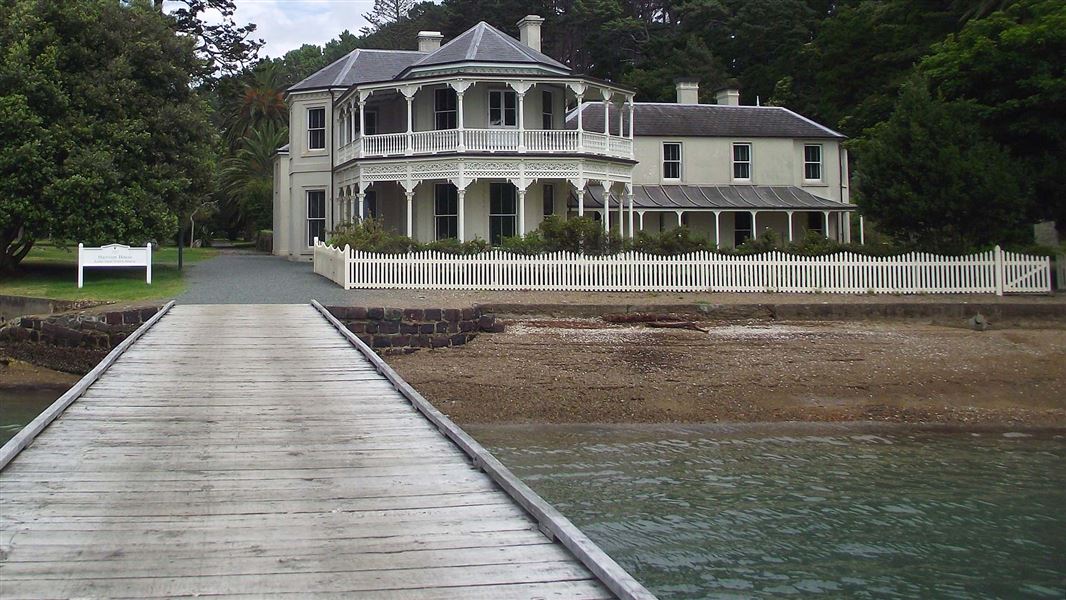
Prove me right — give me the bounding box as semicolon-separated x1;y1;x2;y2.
0;0;217;272
152;0;263;81
919;0;1066;229
220;122;286;237
327;218;490;255
634;226;712;255
853;78;1031;252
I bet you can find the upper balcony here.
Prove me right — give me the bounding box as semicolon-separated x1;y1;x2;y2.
339;128;633;163
333;77;635;165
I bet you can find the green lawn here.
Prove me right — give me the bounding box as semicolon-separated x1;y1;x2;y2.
0;243;218;302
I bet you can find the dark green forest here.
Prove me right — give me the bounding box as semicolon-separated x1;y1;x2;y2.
2;0;1063;270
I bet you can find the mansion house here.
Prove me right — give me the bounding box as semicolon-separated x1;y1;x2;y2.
273;16;853;259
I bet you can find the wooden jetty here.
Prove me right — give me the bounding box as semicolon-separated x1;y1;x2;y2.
0;303;654;599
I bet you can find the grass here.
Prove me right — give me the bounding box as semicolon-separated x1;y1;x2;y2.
0;242;218;302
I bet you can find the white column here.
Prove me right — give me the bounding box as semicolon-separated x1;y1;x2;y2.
626;188;634;239
603;94;610;137
576;93;584;152
859;215;865;245
676;210;684;229
517;91;526;153
787;210;794;243
406;189;415;238
601;183;611;233
457;188;466;242
713;210;721;249
751;210;759;239
638;211;645;232
517;188;526;235
349;101;356;142
628;98;635;140
405;93;414;155
823;210;830;239
456;91;466;151
358;100;366;158
357;192;366;221
576;188;585;217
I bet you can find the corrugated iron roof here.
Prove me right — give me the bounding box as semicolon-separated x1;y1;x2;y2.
403;21;569;74
574;185;855;210
289;49;427;92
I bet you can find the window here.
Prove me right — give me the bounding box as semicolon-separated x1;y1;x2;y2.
364;110;378;135
542;90;554;129
807;212;824;235
365;190;378;220
489;183;517;244
663;143;682;181
489;90;518;127
306;190;326;246
434;184;458;240
542;184;554;216
804;144;823;181
733;212;753;247
307;108;326;150
732;143;752;181
434;88;457;130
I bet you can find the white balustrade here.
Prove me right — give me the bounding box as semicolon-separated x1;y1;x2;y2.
314;245;1051;295
348;128;631;159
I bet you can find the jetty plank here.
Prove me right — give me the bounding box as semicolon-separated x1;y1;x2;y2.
0;304;650;599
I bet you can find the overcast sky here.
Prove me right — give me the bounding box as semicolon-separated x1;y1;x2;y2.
167;0;378;59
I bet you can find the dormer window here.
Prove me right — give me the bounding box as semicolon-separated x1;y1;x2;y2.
804;144;823;181
307;107;325;150
434;88;457;130
732;143;752;181
489;90;517;127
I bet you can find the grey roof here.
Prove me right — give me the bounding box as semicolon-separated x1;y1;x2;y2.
402;21;569;75
574;185;855;210
289;49;427;92
567;103;844;139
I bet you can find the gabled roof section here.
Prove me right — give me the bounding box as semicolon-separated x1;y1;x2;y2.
568;103;845;139
400;21;570;77
289;49;427;93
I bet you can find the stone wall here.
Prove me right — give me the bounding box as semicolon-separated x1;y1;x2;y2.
0;306;163;373
325;306;504;351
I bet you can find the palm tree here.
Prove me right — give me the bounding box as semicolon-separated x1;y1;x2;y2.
224;63;288;151
220;122;288;237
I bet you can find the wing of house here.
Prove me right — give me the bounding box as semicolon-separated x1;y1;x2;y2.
273;16;853;259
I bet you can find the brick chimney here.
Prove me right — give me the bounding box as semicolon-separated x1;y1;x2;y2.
675;78;699;104
417;31;443;52
517;15;544;53
714;87;741;106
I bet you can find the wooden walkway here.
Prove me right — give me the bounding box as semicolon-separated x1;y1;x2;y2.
0;304;652;599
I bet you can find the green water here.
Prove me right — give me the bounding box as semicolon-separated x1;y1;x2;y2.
469;424;1066;599
0;387;65;446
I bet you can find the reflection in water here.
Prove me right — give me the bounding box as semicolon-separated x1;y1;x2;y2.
470;424;1066;599
0;387;66;445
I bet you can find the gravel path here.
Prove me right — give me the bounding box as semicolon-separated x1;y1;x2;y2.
177;253;356;304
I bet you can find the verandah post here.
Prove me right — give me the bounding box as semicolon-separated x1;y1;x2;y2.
994;245;1004;296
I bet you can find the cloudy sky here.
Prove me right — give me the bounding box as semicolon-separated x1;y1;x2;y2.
168;0;379;59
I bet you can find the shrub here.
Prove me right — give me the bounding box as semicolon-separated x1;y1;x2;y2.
422;237;490;255
500;232;546;255
327;218;416;254
633;226;711;255
537;216;625;255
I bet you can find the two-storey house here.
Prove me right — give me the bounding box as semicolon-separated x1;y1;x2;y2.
273;17;853;259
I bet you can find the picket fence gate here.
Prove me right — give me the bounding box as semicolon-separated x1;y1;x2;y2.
313;240;1051;295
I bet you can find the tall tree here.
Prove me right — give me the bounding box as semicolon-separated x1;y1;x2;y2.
0;0;217;271
920;0;1066;232
853;79;1031;251
154;0;263;80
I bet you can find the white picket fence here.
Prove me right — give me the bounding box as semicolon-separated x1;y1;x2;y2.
313;240;1051;295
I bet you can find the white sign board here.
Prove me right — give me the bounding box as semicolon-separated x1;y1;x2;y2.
78;243;152;288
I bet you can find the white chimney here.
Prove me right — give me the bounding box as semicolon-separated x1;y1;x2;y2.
715;87;741;106
417;31;443;53
675;78;699;104
517;15;544;53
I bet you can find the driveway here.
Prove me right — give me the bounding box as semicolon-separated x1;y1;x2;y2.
177;251;355;304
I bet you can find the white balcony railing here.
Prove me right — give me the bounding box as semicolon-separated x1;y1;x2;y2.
337;128;633;162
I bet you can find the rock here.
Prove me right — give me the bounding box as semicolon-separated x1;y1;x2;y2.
968;313;989;331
